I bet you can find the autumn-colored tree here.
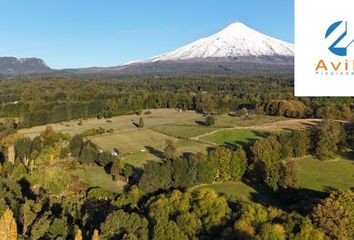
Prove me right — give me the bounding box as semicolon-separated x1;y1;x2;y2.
311;189;354;239
92;229;100;240
74;229;83;240
0;208;17;240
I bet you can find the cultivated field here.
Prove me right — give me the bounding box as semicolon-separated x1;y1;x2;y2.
18;109;203;138
18;109;325;169
15;109;354;203
88;128;178;153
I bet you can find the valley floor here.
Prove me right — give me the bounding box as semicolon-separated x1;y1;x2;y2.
16;109;354;201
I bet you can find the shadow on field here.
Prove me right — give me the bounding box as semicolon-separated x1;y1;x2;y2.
145;146;164;159
245;180;329;215
336;151;354;162
195;120;206;126
252;130;269;138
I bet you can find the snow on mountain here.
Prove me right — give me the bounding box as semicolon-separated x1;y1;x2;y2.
138;22;294;63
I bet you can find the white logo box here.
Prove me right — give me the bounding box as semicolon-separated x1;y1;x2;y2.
295;0;354;96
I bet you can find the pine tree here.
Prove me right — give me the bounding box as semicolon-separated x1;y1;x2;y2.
0;209;17;240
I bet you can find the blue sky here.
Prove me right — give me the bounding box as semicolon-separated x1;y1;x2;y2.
0;0;294;68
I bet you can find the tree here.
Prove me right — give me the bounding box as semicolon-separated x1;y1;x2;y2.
111;159;121;181
205;115;215;126
346;121;354;150
280;160;297;189
30;136;42;154
20;199;42;237
96;151;115;166
70;135;84;158
74;229;83;240
195;93;215;114
250;135;283;189
314;120;343;160
100;210;149;240
122;164;134;180
92;229;100;240
291;130;311;157
208;147;233;181
152;221;188;240
138;117;144;128
230;148;247;181
139;161;172;193
47;217;68;239
311;189;354;239
14;137;32;161
79;141;98;165
194;153;217;184
163;140;176;160
0;208;17;240
171;157;197;189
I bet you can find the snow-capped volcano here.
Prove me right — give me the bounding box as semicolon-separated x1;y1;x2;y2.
141;22;293;63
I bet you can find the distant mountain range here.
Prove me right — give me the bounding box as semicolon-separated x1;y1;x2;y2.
0;57;52;75
0;22;294;76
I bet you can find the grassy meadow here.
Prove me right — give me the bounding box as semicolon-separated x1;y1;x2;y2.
15;109;354;203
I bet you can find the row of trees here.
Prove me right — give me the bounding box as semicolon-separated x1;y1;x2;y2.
138;120;351;195
1;76;353;127
139;146;247;193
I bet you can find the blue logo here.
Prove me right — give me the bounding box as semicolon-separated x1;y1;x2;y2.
325;21;354;56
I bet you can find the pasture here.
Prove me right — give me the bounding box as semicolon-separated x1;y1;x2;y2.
297;155;354;192
73;166;124;193
201;129;268;147
18;109;202;138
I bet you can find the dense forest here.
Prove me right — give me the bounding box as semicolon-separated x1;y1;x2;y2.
0;117;353;239
0;75;353;127
0;74;354;239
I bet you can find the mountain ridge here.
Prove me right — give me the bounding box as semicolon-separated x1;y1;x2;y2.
0;22;294;75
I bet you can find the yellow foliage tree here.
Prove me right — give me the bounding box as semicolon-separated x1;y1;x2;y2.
0;209;17;240
74;229;83;240
92;229;100;240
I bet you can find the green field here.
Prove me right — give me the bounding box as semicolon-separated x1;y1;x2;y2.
201;129;268;147
121;150;161;167
121;140;213;167
73;166;124;193
12;109;354;205
297;156;354;192
195;155;354;203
